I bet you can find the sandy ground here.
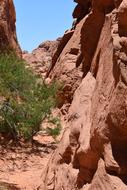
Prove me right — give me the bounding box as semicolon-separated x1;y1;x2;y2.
0;143;56;190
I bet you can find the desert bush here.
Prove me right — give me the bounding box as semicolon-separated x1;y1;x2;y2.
0;53;59;140
46;116;62;139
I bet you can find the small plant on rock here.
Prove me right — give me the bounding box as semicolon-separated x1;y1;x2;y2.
46;116;62;139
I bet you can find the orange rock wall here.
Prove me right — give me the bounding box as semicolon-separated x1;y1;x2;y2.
40;0;127;189
0;0;21;55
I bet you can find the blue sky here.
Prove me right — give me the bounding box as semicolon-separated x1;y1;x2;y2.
13;1;75;52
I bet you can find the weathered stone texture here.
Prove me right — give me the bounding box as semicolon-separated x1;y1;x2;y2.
40;0;127;189
0;0;21;55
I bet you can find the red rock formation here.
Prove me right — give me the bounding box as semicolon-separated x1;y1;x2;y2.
40;0;127;189
47;0;114;106
0;0;21;55
47;25;84;105
23;39;60;78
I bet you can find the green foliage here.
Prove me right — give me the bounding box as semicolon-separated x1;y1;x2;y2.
46;116;62;139
0;53;59;140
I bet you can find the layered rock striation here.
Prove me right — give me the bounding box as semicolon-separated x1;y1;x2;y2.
40;0;127;189
0;0;21;55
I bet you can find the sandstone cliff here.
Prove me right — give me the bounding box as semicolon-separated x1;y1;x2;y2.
0;0;127;189
40;0;127;189
0;0;21;55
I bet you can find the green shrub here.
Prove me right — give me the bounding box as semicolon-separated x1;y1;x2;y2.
0;53;59;140
46;116;62;139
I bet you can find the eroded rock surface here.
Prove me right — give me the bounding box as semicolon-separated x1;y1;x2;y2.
1;0;127;189
0;0;21;55
40;0;127;189
0;144;55;190
23;39;60;79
